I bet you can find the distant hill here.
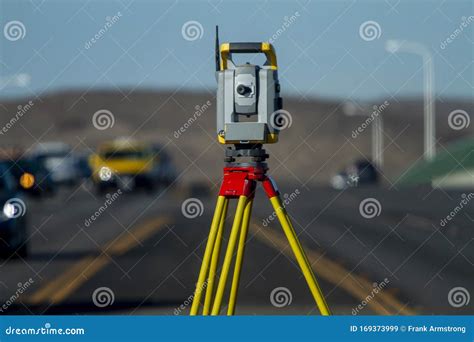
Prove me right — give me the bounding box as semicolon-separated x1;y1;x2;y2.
0;89;472;185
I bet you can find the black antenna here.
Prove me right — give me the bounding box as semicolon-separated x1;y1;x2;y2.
215;25;220;71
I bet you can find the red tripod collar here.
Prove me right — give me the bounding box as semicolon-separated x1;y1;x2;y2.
218;166;279;199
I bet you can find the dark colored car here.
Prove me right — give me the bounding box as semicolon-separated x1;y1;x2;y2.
76;153;92;180
151;143;176;187
29;142;80;186
330;159;379;190
6;158;55;198
0;162;28;258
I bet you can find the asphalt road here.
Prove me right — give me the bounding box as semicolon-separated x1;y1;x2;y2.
0;180;473;316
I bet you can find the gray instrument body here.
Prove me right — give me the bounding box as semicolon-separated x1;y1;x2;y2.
216;55;282;143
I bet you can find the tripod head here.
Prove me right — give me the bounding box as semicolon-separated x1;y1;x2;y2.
215;26;283;146
224;143;269;169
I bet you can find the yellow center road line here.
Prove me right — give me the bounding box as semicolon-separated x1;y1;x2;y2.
27;217;170;306
251;223;417;315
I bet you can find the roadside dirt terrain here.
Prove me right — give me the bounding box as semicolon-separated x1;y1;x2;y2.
1;89;472;185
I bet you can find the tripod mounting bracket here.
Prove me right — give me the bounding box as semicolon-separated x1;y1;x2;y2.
219;165;278;199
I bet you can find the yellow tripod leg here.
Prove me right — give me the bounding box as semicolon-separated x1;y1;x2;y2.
269;195;332;316
190;195;226;315
227;197;253;315
202;198;229;315
211;195;248;315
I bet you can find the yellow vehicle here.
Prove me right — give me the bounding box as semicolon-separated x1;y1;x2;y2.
89;140;161;193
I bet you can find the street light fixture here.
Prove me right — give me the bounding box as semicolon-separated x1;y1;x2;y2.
0;73;31;89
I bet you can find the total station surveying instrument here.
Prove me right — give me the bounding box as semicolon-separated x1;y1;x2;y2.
190;27;331;316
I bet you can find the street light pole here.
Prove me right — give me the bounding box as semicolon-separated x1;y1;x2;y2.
385;40;436;161
423;53;435;161
371;113;384;168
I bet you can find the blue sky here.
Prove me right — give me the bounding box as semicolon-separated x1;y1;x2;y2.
0;0;472;101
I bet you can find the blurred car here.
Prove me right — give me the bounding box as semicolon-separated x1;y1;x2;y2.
6;158;55;198
151;143;176;187
330;159;379;190
75;152;92;180
89;139;163;193
0;162;28;258
30;142;80;185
